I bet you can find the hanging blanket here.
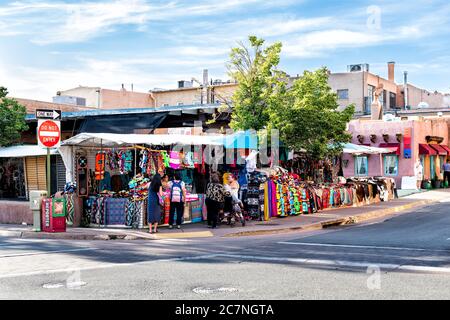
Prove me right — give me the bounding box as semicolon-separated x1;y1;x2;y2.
105;198;127;225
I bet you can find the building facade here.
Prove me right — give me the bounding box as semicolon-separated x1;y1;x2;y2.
343;118;450;189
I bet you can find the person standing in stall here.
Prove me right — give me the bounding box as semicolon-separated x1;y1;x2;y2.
161;174;171;225
206;173;225;229
168;172;186;229
147;173;163;234
442;160;450;187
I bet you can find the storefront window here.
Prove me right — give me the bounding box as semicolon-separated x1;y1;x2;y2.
0;158;26;199
383;155;398;176
430;156;436;179
355;156;368;176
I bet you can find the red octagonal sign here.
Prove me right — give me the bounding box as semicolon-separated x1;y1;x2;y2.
38;120;61;148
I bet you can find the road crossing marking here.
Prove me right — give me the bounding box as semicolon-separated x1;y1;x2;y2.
0;248;97;258
217;254;450;274
0;253;222;279
276;241;450;252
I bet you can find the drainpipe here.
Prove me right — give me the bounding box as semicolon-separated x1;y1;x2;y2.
96;89;101;109
403;71;408;110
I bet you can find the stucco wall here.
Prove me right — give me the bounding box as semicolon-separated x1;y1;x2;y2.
328;72;364;113
151;88;200;107
59;87;101;108
400;84;446;109
101;89;154;109
0;201;32;224
343;119;449;188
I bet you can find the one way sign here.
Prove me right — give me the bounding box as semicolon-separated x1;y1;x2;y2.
36;109;61;120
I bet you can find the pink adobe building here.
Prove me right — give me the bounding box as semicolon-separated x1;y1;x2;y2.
343;118;450;188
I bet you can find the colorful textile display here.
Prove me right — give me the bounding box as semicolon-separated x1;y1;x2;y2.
260;167;397;221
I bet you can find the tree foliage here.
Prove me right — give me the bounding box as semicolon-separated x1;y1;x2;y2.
269;68;355;159
228;36;285;131
228;37;354;159
0;87;28;146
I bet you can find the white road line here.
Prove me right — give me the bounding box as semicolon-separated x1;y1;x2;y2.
0;253;221;279
277;241;450;252
0;248;97;258
216;254;450;274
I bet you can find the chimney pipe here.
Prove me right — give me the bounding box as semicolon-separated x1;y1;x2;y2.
203;69;208;86
388;62;395;82
403;71;408;110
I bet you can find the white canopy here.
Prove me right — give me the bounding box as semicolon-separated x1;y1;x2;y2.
58;132;224;183
0;145;59;158
341;143;392;155
60;132;224;147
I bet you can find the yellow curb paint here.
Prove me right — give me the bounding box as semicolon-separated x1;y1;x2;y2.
155;231;213;239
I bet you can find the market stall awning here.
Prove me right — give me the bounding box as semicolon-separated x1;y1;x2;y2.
378;143;400;155
0;145;59;158
440;145;450;155
341;143;392;155
223;131;258;149
78;112;168;134
429;144;448;156
419;144;438;155
60;132;224;148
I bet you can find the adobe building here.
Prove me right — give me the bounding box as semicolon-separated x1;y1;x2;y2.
343;117;450;189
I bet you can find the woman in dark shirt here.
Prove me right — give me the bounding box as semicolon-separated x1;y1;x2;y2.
205;173;225;229
147;173;163;234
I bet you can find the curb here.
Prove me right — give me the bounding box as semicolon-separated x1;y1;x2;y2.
1;198;440;241
0;230;23;238
17;230;214;241
222;199;437;238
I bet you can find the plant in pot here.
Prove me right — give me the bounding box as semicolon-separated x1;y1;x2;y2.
421;179;432;190
431;175;441;189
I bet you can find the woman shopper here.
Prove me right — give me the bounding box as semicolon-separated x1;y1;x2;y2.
206;173;225;229
414;159;423;190
168;172;186;229
147;173;163;234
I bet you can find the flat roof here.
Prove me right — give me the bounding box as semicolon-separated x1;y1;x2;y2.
25;103;221;121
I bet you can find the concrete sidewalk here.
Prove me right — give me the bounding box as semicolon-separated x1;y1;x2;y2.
1;189;449;240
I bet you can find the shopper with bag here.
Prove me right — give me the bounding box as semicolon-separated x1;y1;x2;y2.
205;173;225;229
147;173;163;234
168;172;186;229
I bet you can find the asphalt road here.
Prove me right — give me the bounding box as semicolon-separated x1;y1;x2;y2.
0;201;449;300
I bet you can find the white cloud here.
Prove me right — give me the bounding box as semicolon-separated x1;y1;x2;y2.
0;0;285;44
0;53;228;101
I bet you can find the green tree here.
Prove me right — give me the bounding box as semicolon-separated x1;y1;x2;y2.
0;87;28;146
227;36;285;131
269;67;354;159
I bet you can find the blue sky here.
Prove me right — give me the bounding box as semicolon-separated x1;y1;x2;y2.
0;0;449;101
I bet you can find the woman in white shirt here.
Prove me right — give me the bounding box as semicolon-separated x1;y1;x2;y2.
414;159;423;190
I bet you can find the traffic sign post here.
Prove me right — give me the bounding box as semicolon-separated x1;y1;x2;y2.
37;118;61;196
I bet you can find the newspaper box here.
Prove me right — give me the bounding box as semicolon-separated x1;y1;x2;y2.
41;198;66;233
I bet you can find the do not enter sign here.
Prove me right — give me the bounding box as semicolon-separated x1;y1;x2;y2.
38;120;61;148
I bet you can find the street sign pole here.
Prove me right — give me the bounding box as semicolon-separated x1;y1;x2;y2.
36;110;61;197
47;148;51;196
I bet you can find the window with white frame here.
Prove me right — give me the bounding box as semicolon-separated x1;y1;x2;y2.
355;156;368;176
383;155;398;176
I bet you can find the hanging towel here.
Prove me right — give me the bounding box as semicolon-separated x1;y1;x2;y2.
169;151;181;169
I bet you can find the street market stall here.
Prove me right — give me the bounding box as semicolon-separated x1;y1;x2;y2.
59;132;223;228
